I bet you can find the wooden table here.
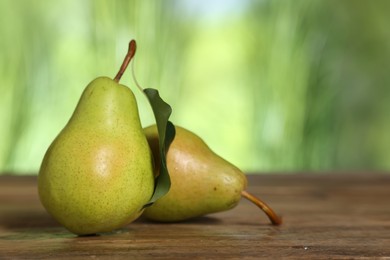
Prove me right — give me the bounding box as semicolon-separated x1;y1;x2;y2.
1;174;389;259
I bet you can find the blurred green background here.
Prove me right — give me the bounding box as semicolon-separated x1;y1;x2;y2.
1;0;390;175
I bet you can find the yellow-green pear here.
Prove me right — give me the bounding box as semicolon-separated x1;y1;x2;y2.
38;40;154;235
143;125;282;225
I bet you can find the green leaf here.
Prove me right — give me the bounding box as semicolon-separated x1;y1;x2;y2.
143;88;176;206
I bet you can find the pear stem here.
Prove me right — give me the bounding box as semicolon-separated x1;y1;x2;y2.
114;40;137;83
241;190;282;225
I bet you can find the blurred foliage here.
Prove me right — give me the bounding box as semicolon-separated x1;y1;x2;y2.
1;0;390;174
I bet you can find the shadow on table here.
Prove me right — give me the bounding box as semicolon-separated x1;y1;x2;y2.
135;215;223;225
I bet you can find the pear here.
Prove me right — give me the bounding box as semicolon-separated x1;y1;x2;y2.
38;40;154;235
143;125;282;225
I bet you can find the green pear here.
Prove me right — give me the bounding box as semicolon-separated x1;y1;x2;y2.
38;40;154;235
143;125;282;225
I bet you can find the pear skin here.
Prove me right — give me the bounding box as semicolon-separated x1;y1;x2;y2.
38;41;154;235
142;125;247;222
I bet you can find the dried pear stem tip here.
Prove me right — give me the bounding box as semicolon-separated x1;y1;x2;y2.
241;190;282;225
114;40;137;83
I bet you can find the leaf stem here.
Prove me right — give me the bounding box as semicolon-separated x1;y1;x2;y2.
131;57;145;92
241;190;282;225
114;40;137;83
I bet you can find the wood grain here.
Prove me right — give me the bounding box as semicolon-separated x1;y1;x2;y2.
0;174;390;259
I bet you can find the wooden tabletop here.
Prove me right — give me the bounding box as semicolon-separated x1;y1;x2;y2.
0;174;389;259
